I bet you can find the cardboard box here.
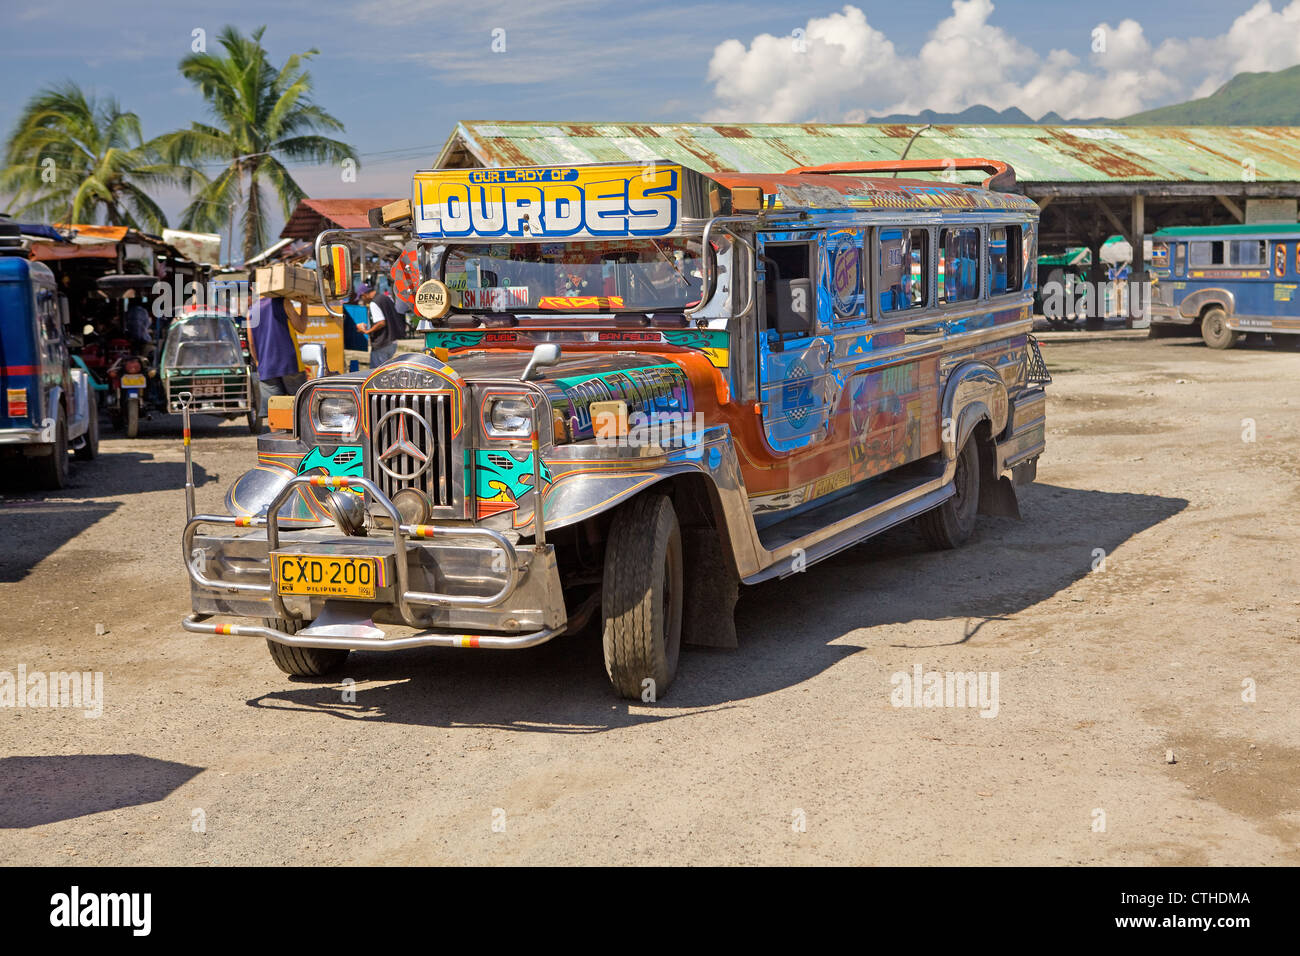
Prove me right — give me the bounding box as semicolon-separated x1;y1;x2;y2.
255;263;322;303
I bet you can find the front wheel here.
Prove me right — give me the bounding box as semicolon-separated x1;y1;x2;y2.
917;437;980;550
263;618;349;678
75;395;99;461
1201;308;1238;350
247;381;261;434
601;493;684;700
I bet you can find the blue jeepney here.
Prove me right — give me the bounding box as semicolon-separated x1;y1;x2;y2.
0;232;99;488
1149;222;1300;349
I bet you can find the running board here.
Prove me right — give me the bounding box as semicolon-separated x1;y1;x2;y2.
745;475;953;584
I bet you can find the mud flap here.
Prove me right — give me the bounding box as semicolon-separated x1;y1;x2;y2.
682;527;739;649
979;474;1021;519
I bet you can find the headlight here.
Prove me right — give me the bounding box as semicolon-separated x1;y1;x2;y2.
314;394;358;433
487;396;534;437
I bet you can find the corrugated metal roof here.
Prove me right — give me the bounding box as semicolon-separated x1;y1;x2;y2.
437;122;1300;185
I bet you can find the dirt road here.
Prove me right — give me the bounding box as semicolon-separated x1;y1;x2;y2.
2;330;1297;865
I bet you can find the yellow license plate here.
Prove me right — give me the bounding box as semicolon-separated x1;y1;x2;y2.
275;554;380;599
121;374;147;387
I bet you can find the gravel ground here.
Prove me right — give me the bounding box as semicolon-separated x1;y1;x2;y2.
1;327;1297;865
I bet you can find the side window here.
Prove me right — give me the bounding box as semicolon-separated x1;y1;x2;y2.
878;227;928;312
36;289;61;342
1275;243;1288;278
1229;239;1265;267
1189;241;1224;266
988;225;1022;295
1174;243;1186;276
826;230;865;322
939;227;980;304
761;241;816;338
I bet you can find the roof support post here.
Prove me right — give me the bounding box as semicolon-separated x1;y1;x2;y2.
1215;194;1245;222
1128;194;1148;328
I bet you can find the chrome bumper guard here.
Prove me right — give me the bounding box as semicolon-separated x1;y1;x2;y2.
181;612;563;650
183;474;562;649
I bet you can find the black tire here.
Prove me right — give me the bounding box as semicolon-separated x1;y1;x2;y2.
124;395;140;438
917;437;980;550
75;394;99;460
247;381;261;434
1201;307;1238;350
263;617;349;678
37;411;68;490
601;493;684;700
1044;316;1076;330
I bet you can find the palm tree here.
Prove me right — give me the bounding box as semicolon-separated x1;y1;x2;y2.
1;83;174;231
163;25;357;263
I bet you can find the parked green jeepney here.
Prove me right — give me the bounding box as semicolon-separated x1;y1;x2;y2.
161;308;260;434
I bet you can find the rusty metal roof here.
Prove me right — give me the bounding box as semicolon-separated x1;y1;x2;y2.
281;198;401;238
436;122;1300;186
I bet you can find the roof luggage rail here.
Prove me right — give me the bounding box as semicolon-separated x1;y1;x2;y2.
783;158;1017;192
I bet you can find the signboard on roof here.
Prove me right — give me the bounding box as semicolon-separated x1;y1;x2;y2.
411;162;725;241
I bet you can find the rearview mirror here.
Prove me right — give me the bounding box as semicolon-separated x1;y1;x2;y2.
300;342;327;379
521;343;561;381
321;242;353;300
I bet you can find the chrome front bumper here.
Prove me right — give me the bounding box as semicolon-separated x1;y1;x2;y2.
182;474;568;651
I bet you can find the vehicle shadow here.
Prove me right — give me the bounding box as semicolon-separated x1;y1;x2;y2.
0;754;204;828
0;452;211;583
246;482;1187;732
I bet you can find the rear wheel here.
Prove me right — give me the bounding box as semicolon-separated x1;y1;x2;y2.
124;395;140;438
917;437;980;550
1201;307;1238;350
601;493;683;700
36;411;68;490
264;617;349;678
74;395;99;461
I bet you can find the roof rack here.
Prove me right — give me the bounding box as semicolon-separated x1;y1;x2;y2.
783;158;1017;192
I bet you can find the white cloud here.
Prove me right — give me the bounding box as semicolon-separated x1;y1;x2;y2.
706;0;1300;122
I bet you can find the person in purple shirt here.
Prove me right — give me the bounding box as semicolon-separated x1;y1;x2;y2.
247;295;308;426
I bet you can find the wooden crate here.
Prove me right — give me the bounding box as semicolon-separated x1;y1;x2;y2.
255;263;322;303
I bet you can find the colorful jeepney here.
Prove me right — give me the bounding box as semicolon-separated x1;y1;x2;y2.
1149;222;1300;349
180;158;1048;698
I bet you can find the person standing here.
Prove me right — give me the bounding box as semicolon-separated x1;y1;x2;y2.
356;282;403;368
124;291;154;359
247;293;308;425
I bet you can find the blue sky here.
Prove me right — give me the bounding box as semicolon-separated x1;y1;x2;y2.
3;0;1296;250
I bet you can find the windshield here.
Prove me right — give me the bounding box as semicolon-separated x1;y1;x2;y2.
443;239;708;313
163;314;242;369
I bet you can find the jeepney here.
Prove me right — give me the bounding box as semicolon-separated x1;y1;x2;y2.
161;307;260;434
180;158;1049;699
0;229;99;489
1149;222;1300;349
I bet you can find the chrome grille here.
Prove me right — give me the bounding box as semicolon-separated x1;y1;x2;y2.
367;392;455;507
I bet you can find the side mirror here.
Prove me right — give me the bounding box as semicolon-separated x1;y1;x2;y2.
521;343;562;381
300;342;327;379
321;242;353;300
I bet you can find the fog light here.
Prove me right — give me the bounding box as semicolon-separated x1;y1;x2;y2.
323;490;366;536
392;487;430;526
